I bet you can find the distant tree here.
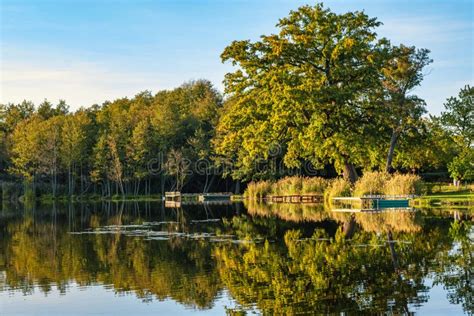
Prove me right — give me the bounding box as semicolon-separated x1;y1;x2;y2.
441;86;473;184
9;116;42;182
36;116;63;196
391;117;457;172
108;136;125;195
448;151;474;184
91;134;112;196
127;117;154;195
9;114;63;196
381;45;432;172
61;111;92;196
165;149;190;191
2;101;35;133
441;85;473;149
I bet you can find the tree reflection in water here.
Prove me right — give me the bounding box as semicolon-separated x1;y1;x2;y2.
0;201;471;314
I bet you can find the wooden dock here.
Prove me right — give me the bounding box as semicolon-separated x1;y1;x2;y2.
266;194;323;203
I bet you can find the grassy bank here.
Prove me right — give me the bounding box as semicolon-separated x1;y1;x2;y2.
245;173;426;201
413;191;473;209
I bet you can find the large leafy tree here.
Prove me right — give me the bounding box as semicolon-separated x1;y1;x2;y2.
9;114;64;195
9;116;43;182
380;45;432;172
216;4;388;183
0;101;35;174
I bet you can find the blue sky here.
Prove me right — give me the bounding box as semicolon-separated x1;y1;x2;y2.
1;0;472;114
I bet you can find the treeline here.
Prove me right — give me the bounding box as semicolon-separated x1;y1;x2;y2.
1;4;473;199
0;80;228;198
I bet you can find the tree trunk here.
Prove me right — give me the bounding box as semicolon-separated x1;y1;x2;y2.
80;163;83;196
203;173;209;194
51;171;56;198
135;180;140;196
235;180;241;195
71;163;75;196
343;162;358;184
386;130;400;173
160;174;165;196
205;175;216;193
119;180;125;196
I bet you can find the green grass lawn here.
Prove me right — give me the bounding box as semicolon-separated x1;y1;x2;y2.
414;191;473;211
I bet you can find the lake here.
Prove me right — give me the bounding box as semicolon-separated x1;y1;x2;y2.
0;200;472;315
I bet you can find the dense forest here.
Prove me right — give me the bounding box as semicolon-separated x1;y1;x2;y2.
0;4;472;199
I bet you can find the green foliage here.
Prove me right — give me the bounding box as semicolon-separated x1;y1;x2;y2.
440;85;474;182
380;45;432;171
448;148;474;181
4;80;223;198
1;3;471;196
216;3;389;180
392;117;459;172
441;85;473;149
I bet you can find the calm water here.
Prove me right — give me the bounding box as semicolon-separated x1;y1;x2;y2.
0;201;472;315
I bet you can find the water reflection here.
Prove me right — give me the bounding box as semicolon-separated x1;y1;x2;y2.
0;201;472;314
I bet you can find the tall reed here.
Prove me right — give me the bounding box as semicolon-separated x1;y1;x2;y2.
383;173;424;195
353;171;390;196
244;176;329;199
324;178;352;208
244;180;273;200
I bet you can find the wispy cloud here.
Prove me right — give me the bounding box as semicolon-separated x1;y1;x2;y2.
379;15;472;45
0;60;171;108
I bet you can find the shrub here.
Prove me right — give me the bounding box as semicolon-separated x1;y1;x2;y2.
383;173;424;195
353;171;390;196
